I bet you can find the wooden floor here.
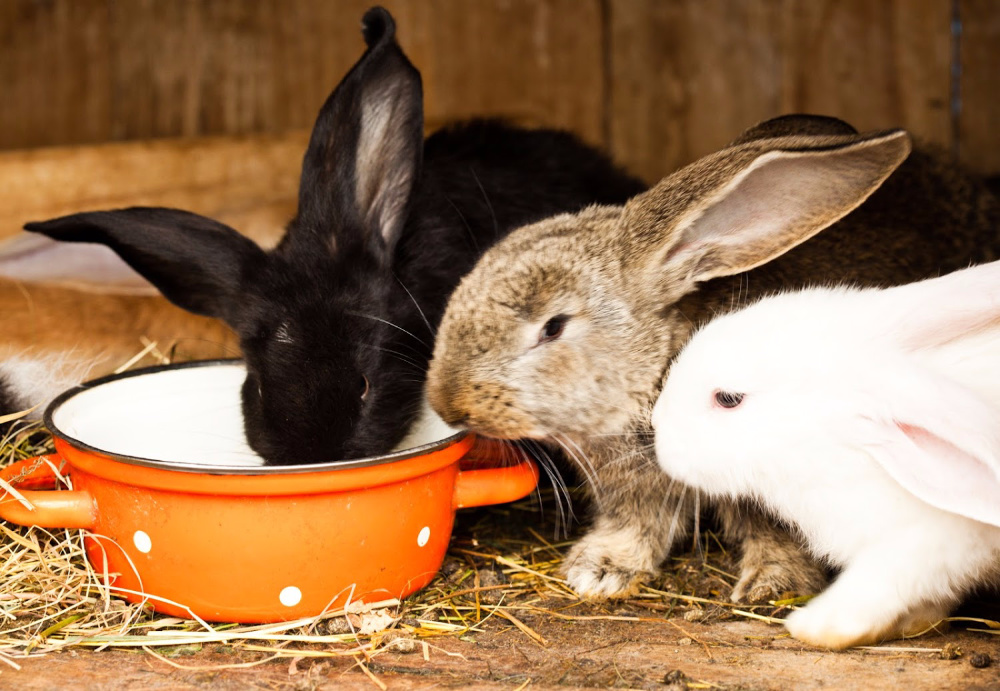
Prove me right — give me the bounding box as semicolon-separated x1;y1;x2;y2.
9;602;1000;690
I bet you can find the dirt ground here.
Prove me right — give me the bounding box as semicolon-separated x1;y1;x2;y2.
5;492;1000;690
9;608;1000;690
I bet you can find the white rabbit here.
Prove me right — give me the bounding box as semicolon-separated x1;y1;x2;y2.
652;261;1000;649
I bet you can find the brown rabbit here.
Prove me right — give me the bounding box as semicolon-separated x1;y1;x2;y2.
0;276;239;426
0;233;248;427
426;114;1000;602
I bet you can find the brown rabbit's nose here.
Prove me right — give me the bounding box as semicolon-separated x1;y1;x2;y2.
426;376;467;426
441;409;470;428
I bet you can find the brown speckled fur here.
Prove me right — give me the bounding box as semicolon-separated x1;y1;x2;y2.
427;115;1000;602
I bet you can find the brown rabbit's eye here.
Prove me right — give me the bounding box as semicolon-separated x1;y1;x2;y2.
361;375;370;401
538;314;569;345
714;390;745;409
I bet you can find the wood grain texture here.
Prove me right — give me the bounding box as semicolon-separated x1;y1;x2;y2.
779;0;952;147
608;0;785;184
0;0;604;150
608;0;955;185
959;0;1000;174
0;0;996;183
0;132;306;245
383;0;605;146
0;0;113;149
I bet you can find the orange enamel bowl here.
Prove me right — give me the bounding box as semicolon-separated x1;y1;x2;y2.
0;361;537;622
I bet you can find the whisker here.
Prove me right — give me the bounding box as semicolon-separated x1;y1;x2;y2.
357;343;428;373
347;311;430;349
164;337;242;359
393;274;435;339
519;439;576;539
663;483;690;553
470;167;499;239
444;194;481;255
692;491;704;559
553;433;603;504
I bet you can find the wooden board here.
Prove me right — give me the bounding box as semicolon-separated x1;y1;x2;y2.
0;0;605;151
0;1;996;202
778;0;952;148
607;0;955;184
0;0;362;148
0;1;114;149
959;0;1000;174
0;132;305;245
386;0;605;147
607;0;786;184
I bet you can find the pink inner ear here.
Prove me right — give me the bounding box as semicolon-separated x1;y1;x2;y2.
873;423;1000;529
0;233;154;294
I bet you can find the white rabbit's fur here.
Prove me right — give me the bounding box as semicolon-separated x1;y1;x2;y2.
652;262;1000;649
0;352;98;419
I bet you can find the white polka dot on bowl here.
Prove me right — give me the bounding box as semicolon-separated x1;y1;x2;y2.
280;586;302;607
417;526;430;547
133;530;152;554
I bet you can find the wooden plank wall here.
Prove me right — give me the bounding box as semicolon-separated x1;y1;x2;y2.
0;0;997;185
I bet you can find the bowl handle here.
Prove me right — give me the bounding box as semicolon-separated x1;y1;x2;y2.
453;440;539;509
0;456;96;529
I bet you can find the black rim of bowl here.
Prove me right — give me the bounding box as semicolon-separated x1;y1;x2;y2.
43;359;467;475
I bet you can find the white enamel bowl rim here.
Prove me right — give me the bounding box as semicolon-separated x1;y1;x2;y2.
43;359;467;475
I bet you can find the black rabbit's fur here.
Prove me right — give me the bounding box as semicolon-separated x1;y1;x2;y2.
24;7;644;464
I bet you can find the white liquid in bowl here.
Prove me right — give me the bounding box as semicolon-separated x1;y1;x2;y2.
50;363;458;468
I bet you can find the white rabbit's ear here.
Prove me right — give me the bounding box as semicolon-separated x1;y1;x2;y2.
862;368;1000;528
0;232;156;295
875;262;1000;351
624;129;911;299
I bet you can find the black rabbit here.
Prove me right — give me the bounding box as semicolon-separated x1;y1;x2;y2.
25;6;644;464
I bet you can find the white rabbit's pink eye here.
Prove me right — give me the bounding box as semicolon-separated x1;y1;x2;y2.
714;390;744;409
361;375;370;401
538;314;569;345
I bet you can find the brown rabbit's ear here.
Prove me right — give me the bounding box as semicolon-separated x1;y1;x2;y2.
624;129;911;299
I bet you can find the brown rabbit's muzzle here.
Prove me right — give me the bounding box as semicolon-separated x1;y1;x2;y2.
428;382;470;429
427;367;545;440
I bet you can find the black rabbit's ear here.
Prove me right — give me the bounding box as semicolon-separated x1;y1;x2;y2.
732;114;859;145
24;207;265;325
295;6;423;263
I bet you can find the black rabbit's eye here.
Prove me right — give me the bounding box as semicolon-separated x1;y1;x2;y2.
714;390;745;409
361;375;370;401
538;314;569;345
274;322;293;344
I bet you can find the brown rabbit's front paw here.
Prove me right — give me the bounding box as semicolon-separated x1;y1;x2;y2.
562;529;657;598
730;544;828;604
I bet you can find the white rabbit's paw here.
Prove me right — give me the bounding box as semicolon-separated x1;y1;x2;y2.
784;601;880;650
730;548;827;604
786;599;951;650
562;533;656;598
